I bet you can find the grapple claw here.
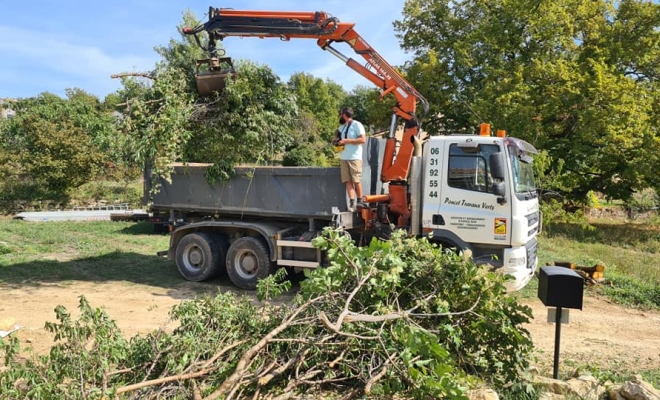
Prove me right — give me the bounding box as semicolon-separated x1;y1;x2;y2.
194;57;236;97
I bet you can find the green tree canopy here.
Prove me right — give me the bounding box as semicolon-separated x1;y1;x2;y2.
342;85;398;134
286;72;347;165
396;0;660;201
0;92;107;202
288;72;344;137
184;60;299;177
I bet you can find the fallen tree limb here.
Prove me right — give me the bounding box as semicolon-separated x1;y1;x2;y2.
203;296;327;400
258;357;297;387
115;368;211;395
320;295;482;337
102;367;131;393
365;365;388;395
115;340;245;395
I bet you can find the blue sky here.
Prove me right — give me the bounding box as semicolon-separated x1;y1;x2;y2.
0;0;408;100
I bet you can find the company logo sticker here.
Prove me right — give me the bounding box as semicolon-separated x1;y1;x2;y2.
494;218;507;235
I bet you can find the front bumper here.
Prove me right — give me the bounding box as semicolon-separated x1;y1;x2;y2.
499;244;538;291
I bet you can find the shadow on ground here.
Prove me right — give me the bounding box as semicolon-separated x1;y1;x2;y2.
0;251;299;302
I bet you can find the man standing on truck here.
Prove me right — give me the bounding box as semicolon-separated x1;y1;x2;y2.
336;107;366;211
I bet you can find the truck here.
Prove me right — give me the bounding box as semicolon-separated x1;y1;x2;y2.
149;7;540;292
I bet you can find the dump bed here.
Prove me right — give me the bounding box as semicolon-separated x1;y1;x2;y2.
148;137;385;220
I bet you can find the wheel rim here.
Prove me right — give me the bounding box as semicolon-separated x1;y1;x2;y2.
182;243;204;271
233;249;258;280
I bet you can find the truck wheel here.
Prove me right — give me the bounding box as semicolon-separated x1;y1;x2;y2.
175;233;223;281
226;237;275;290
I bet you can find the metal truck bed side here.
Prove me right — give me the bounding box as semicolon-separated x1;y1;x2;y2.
148;137;385;220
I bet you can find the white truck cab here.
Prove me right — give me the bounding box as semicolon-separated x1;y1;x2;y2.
420;134;540;291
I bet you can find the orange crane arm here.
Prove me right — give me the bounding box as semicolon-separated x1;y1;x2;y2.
183;7;430;183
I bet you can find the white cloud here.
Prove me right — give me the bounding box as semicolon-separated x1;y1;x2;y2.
0;25;158;98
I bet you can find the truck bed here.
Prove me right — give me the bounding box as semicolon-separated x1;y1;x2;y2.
148;138;385;220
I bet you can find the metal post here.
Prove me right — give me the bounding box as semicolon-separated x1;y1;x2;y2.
553;306;562;379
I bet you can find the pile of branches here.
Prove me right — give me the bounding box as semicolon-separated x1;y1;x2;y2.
0;229;534;399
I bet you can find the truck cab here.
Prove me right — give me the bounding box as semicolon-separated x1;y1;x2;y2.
420;134;540;291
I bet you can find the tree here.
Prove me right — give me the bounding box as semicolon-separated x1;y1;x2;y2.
395;0;660;202
114;67;195;178
342;85;397;134
63;88;138;179
288;72;344;136
153;9;210;94
0;92;107;203
286;73;347;165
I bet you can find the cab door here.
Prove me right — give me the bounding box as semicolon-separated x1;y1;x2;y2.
435;140;511;247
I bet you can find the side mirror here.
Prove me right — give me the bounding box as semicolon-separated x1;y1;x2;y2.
492;181;506;196
489;152;506;180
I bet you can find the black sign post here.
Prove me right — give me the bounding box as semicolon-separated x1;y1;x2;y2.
552;306;563;379
537;266;584;379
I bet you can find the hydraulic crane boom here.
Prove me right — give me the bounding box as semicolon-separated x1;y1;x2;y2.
183;7;430;226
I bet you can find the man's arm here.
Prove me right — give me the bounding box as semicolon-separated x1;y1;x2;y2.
341;122;366;144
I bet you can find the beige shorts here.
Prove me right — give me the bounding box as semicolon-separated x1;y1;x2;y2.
340;160;362;183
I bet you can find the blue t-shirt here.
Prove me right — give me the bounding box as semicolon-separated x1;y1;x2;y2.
338;120;366;161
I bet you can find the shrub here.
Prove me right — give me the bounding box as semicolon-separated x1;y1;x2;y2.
625;188;658;214
282;144;317;166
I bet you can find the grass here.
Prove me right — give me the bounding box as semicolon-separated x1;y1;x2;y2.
516;219;660;310
642;369;660;389
0;218;177;287
3;215;659;309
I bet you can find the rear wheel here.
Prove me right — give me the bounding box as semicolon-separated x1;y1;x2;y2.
175;233;222;281
226;237;275;290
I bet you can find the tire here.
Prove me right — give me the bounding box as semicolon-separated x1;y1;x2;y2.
175;232;223;282
226;236;275;290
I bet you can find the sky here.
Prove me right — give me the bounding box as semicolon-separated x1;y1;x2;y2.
0;0;409;100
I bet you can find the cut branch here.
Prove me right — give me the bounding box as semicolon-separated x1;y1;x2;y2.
115;368;212;395
364;366;388;395
320;295;482;339
203;296;326;400
258;357;297;386
365;352;396;395
111;72;155;80
115;340;245;395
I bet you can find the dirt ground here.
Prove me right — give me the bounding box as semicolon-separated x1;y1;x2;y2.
1;276;660;377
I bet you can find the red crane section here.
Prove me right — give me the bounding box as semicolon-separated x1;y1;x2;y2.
184;7;430;226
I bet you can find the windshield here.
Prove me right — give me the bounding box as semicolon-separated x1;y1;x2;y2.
508;147;536;197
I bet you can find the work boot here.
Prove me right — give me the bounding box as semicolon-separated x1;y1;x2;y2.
356;201;368;210
348;199;356;212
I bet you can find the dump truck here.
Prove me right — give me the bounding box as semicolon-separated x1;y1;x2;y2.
148;7;541;291
150;131;539;291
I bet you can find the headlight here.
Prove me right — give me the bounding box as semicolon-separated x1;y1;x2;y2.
508;256;526;268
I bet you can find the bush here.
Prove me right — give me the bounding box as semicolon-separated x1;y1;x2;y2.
625;188;658;214
540;198;592;230
282;144;317;166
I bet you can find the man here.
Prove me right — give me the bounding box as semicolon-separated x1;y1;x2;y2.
335;107;366;211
